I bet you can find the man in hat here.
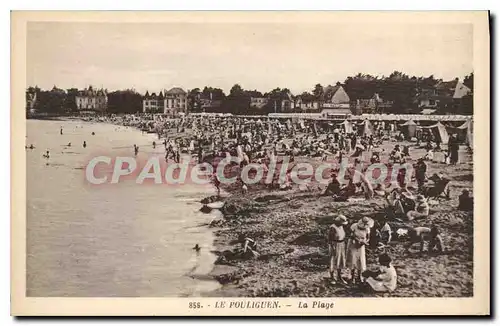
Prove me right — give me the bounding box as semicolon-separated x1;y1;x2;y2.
407;195;430;221
327;215;348;284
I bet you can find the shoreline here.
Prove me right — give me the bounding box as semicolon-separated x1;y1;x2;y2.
33;117;473;297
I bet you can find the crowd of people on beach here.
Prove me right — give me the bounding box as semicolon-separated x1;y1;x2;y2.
27;112;473;295
147;114;471;294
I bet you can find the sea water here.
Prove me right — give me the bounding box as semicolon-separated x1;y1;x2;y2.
26;119;220;297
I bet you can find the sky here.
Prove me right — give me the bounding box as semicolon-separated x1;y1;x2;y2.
26;22;473;95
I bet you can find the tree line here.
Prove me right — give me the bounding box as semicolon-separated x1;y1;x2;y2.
26;71;473;116
26;86;143;116
188;71;473;115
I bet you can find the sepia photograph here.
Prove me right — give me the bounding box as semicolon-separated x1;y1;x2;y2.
11;11;490;316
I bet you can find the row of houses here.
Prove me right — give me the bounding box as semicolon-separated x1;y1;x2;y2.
140;84;355;115
184;79;472;115
245;84;379;115
27;78;472;116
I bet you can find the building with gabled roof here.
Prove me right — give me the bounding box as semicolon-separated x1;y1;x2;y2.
321;84;350;108
164;87;188;114
417;78;472;112
143;90;164;113
75;85;107;112
143;87;188;115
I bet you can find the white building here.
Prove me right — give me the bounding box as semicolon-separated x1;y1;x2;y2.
76;86;108;112
164;87;188;114
143;87;188;115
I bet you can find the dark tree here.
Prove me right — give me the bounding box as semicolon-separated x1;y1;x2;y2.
201;86;226;100
312;84;324;99
107;89;143;114
224;84;250;114
187;88;201;112
65;88;79;112
463;73;474;90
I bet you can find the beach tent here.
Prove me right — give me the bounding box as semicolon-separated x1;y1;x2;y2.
456;119;473;146
422;121;450;145
359;119;374;137
340;120;354;133
400;120;418;139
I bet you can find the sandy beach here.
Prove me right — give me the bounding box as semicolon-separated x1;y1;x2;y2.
204;141;473;297
28;116;474;298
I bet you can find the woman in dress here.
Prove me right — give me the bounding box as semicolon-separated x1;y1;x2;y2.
347;216;373;284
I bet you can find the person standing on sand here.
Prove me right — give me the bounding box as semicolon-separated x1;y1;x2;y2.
415;158;427;191
198;146;203;164
212;172;221;197
347;217;372;284
449;134;460;165
357;171;374;199
327;215;348;284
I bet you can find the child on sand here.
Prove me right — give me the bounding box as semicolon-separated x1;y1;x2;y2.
378;219;392;246
424;148;434;161
327;215;348;284
363;253;397;293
